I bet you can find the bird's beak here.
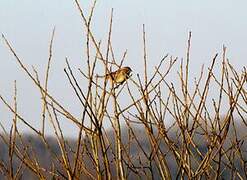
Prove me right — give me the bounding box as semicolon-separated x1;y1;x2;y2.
129;71;133;78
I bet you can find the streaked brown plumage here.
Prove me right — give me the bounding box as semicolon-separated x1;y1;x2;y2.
97;66;132;85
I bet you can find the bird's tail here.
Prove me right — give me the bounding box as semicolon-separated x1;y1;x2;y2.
95;74;106;78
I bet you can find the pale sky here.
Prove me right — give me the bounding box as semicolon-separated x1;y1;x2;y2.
0;0;246;137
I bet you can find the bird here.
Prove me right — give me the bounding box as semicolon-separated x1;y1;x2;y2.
96;66;132;85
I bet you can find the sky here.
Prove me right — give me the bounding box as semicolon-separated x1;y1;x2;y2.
0;0;247;137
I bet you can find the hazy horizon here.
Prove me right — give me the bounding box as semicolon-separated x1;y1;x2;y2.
1;0;246;137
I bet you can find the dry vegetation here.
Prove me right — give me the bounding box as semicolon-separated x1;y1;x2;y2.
0;1;247;179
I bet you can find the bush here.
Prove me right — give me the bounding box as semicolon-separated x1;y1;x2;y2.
1;1;246;179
